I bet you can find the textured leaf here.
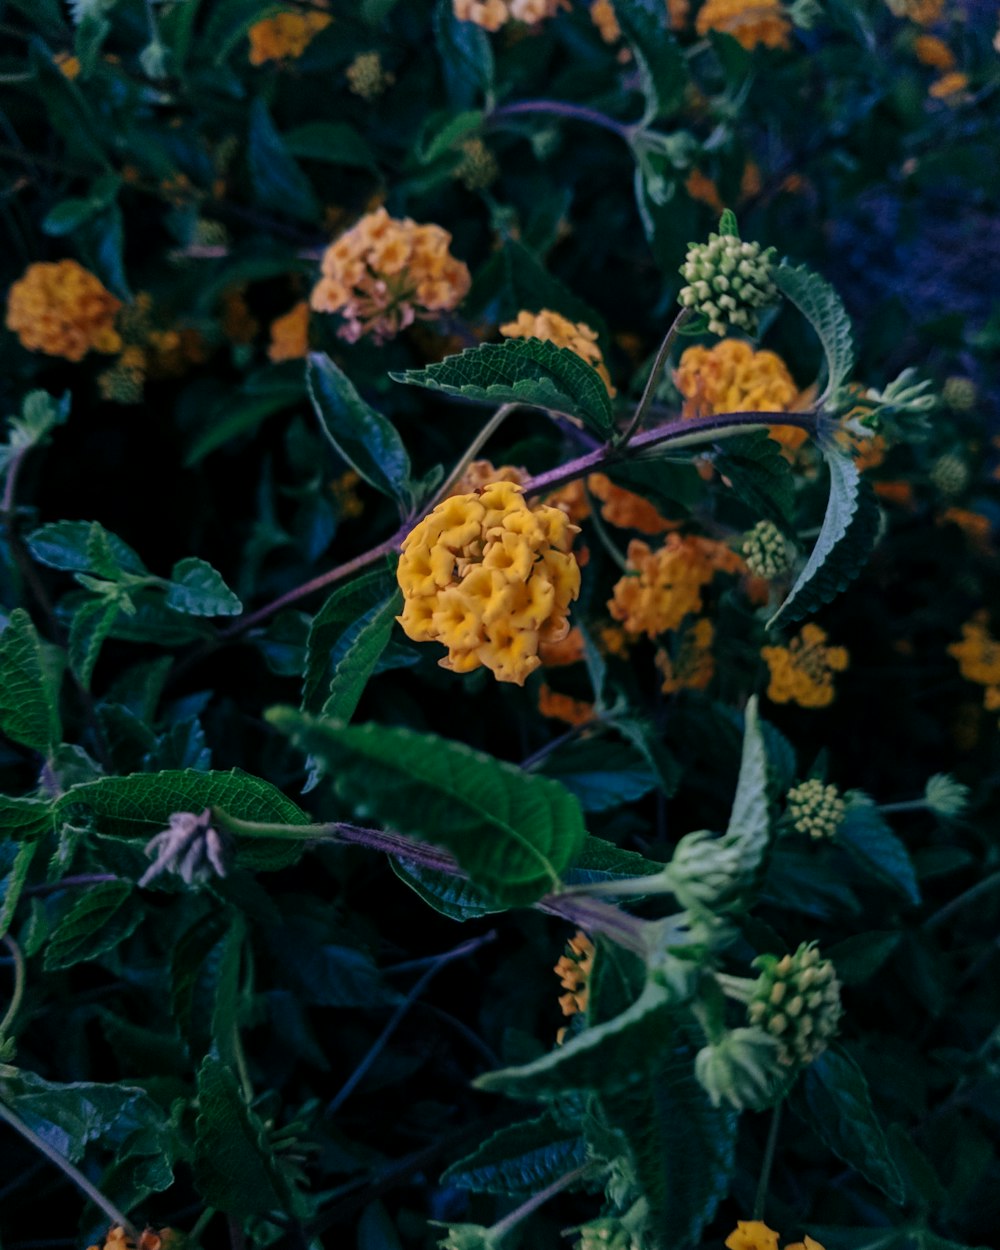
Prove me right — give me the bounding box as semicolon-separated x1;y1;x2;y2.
389;859;502;921
769;449;880;628
393;339;616;439
0;795;56;842
612;718;683;797
791;1047;905;1203
27;520;146;576
1;840;40;939
615;0;687;123
283;121;378;170
539;735;657;812
714;432;797;529
434;0;494;110
774;264;855;402
165;557;242;617
194;1055;298;1218
723;697;771;868
268;711;587;906
69;597;119;689
43;880;141;970
838;794;921;906
564;836;666;888
0;609;62;753
307;353;413;509
247;99;320;223
58;768;307;872
442;1111;589;1195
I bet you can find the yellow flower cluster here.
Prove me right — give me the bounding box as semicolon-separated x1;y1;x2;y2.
500;308;615;395
452;0;569;30
695;0;792;51
248;7;332;65
656;617;715;694
587;472;675;534
675;338;807;453
396;481;580;685
591;0;621;42
608;536;743;638
6;260;122;361
311;208;471;344
762;623;849;709
268;300;310;362
949;618;1000;718
87;1226;176;1250
554;930;595;1028
726;1222;824;1250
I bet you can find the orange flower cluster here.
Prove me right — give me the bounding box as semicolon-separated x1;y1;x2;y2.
7;260;122;361
451;459;528;496
248;7;332;65
726;1221;824;1250
538;683;595;725
500;308;614;395
396;481;580;685
913;34;954;68
695;0;792;50
452;0;569;30
885;0;945;24
587;472;675;535
656;617;715;694
949;618;1000;715
554;931;594;1018
608;535;743;638
540;625;586;667
311;208;471;344
928;71;968;101
762;623;849;709
87;1227;176;1250
268;300;310;362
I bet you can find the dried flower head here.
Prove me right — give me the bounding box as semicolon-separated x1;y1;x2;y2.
138;809;228;888
656;617;715;694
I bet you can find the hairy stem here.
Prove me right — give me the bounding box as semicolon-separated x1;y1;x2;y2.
0;1098;138;1237
489;99;633;142
753;1102;783;1221
426;403;519;510
490;1162;599;1240
0;936;25;1038
617;308;693;445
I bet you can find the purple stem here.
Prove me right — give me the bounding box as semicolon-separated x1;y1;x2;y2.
489;100;633;142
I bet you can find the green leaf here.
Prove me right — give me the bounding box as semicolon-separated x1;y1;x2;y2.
714;432;797;529
389;859;502;921
69;597;119;689
57;769;308;872
442;1111;589;1195
825;932;902;986
837;794;921;906
768;449;880;628
774;264;855;403
27;520;146;576
303;569;401;717
247;99;321;224
0;795;56;842
538;735;657;812
194;1055;298;1218
614;0;687;124
611;718;683;797
790;1046;905;1204
43;880;141;970
283;121;378;170
307;353;414;510
564;836;666;888
268;711;586;906
0;609;62;753
477;980;675;1100
723;697;770;866
434;0;494;110
165;558;242;617
392;339;616;439
185;374;305;465
1;840;40;939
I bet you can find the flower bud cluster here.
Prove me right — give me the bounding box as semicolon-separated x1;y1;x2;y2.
346;51;394;100
785;779;844;840
397;481;580;685
930;452;969;498
454;138;500;191
742;520;792;579
678;233;778;337
747;943;842;1066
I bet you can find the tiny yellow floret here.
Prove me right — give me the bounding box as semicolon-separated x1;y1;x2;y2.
762;623;849;709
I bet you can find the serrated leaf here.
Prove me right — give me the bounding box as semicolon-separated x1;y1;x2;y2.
268;710;586;906
774;264;855;403
247;99;320;224
165;558;242;617
389;859;502;921
69;597;119;689
57;768;307;872
1;840;40;939
0;795;56;842
723;697;770;867
476;980;674;1099
392;339;615;439
0;609;62;753
27;520;146;576
539;735;658;812
837;794;921;906
714;431;797;529
43;880;140;970
194;1055;298;1218
307;353;413;511
442;1110;589;1195
564;836;666;888
790;1046;905;1204
769;449;880;628
615;0;687;124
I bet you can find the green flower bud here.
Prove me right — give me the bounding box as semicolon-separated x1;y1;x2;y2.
678;231;778;337
942;376;977;412
695;1027;786;1110
930;452;969;498
924;772;970;819
785;779;845;840
576;1219;637;1250
437;1225;496;1250
455;138;500;192
747;942;842;1067
667;829;746;912
743;520;793;579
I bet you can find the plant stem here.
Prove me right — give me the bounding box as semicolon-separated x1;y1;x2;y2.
327;931;497;1116
539;893;651;956
490;1162;598;1241
585;483;629;571
0;1098;138;1237
877;799;927;814
923;869;1000;932
0;936;25;1038
189;1208;217;1243
520;721;591;771
617;308;693;445
489;99;633;142
426;403;519;510
753;1102;783;1221
25;873;119;896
